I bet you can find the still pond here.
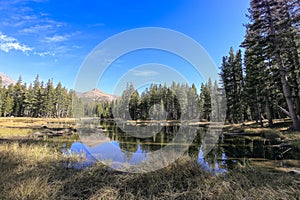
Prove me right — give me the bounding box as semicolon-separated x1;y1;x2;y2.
62;120;300;173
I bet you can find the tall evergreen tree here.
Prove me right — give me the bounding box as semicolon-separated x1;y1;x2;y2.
220;48;244;123
43;79;55;117
243;0;300;129
12;76;26;116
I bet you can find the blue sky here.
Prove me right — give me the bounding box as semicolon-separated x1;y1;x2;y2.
0;0;249;94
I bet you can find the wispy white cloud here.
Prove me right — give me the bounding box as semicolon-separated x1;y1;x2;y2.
2;12;39;27
0;1;82;58
132;70;159;77
45;35;69;42
34;51;55;57
0;32;57;57
0;0;47;11
44;32;80;43
1;1;65;30
0;32;32;53
0;33;15;42
20;24;53;33
52;45;71;54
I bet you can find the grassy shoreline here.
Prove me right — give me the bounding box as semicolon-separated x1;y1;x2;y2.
0;117;300;199
2;117;299;141
0;141;299;200
0;117;76;128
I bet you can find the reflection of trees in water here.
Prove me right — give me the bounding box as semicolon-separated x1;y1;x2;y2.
222;135;261;160
118;137;139;161
203;140;224;171
100;121;227;169
221;135;300;166
83;121;299;169
187;128;227;172
98;122;263;169
100;121;183;151
188;128;206;158
100;121;259;170
137;125;181;152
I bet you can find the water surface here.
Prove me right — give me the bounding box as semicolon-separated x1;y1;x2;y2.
64;120;300;173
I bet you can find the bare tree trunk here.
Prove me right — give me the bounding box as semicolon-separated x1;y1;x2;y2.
278;68;300;129
283;0;300;116
265;91;273;127
256;87;263;127
276;103;290;117
266;0;300;130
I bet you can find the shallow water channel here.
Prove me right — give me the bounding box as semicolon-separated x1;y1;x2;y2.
63;120;300;173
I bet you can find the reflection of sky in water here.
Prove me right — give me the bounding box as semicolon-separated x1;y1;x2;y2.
64;141;151;170
64;141;227;174
63;123;300;172
63;142;96;169
197;147;227;174
89;141;149;164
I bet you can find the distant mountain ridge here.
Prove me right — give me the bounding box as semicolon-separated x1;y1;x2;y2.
77;88;118;102
0;72;16;87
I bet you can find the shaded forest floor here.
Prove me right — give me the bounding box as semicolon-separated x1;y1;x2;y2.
0;117;300;199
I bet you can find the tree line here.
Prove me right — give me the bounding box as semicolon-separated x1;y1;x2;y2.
0;75;76;118
112;82;223;122
1;0;299;130
220;0;300;130
78;81;224;122
0;72;224;123
0;74;222;122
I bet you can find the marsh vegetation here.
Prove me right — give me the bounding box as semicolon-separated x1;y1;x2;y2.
0;118;299;199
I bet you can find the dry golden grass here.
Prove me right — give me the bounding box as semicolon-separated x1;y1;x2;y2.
0;140;299;200
0;128;33;138
0;117;76;139
0;117;76;128
281;130;300;141
0;118;299;199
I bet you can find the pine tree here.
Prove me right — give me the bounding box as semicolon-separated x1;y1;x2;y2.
129;90;140;120
220;48;244;123
2;84;14;116
23;84;34;117
244;0;300;129
31;75;43;117
43;79;55;117
12;76;26;116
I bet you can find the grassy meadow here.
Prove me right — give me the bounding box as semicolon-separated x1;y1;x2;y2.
1;141;300;200
0;117;299;199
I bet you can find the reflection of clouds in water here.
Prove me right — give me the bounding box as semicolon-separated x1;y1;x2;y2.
65;141;150;169
65;140;228;174
64;121;300;174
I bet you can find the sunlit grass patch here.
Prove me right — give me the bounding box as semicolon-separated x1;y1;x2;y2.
0;135;299;199
0;141;79;199
0;117;76;128
0;128;33;138
281;130;300;141
243;127;282;138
